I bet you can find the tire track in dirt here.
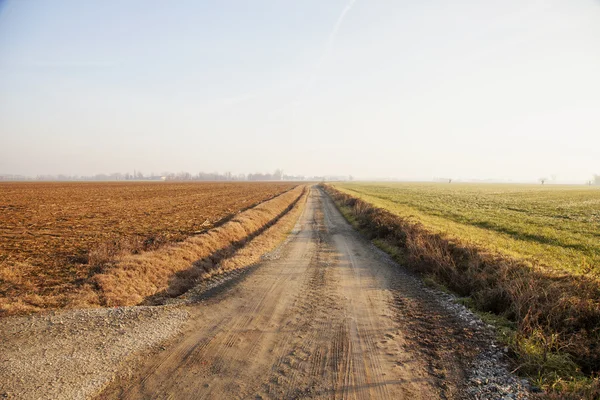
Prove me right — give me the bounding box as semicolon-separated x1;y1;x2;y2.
99;187;489;399
255;203;344;399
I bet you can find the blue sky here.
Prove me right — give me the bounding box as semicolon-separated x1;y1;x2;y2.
1;0;600;181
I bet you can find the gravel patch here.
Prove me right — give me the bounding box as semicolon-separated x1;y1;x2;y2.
436;289;532;399
438;288;531;400
0;306;189;400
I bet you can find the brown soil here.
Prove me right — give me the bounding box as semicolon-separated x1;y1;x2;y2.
0;181;296;315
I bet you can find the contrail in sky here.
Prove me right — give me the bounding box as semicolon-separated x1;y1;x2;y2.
323;0;357;62
309;0;357;89
267;0;358;119
301;0;358;98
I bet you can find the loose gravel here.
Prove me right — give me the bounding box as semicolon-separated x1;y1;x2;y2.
0;306;189;400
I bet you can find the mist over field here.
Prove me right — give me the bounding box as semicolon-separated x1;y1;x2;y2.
1;0;599;182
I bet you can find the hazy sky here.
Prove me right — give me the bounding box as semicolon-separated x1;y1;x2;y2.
1;0;599;181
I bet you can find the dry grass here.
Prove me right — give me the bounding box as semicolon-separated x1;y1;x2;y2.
0;182;299;315
146;185;309;304
323;184;600;398
89;186;306;307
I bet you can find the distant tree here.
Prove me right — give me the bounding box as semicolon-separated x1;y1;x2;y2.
540;177;547;185
448;178;452;184
176;171;191;180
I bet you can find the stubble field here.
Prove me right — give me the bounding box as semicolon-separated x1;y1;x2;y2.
0;181;296;315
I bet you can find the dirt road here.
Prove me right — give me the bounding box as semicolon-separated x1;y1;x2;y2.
100;188;527;399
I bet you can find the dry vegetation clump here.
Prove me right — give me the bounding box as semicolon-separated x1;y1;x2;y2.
0;182;297;315
323;185;600;398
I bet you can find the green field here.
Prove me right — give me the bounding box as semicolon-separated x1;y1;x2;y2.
328;182;600;395
332;182;600;274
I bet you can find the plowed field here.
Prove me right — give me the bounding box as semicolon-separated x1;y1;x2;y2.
0;182;295;313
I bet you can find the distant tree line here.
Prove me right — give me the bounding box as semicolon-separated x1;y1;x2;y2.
0;169;325;182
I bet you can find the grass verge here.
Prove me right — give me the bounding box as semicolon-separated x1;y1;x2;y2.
322;184;600;399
